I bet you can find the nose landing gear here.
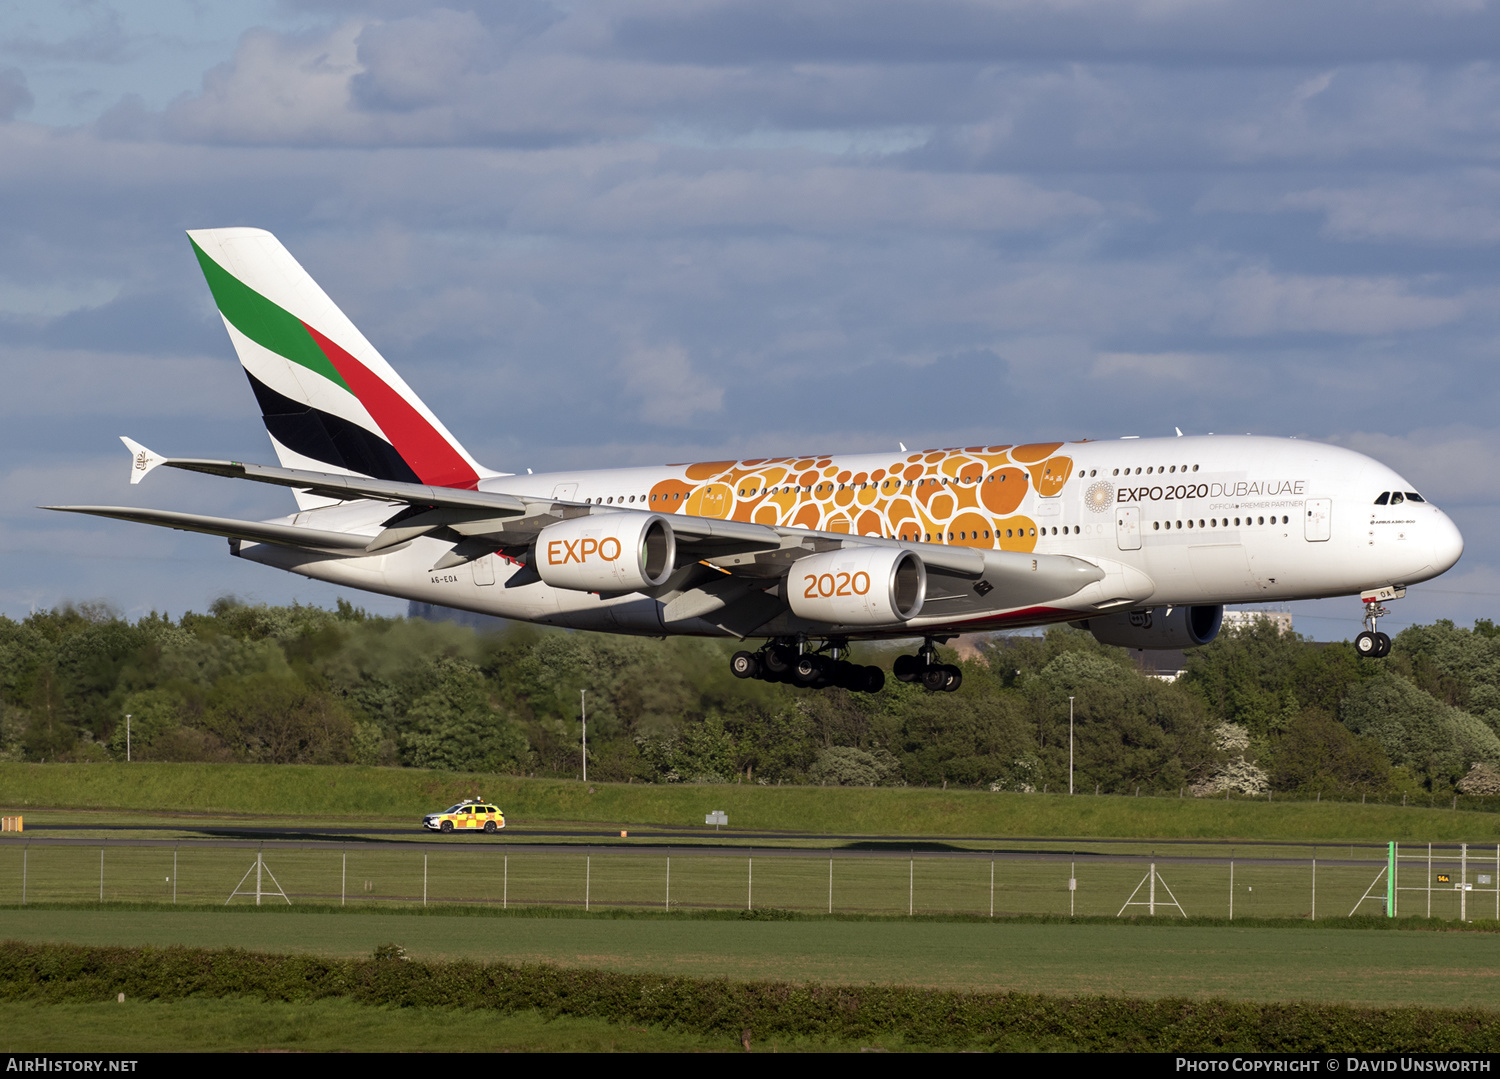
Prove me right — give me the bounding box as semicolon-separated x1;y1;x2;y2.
1355;586;1404;658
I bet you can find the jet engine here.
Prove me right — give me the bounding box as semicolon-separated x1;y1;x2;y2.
787;547;926;626
1078;605;1223;649
535;512;676;592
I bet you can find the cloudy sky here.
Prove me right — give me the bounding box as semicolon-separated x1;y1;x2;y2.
3;0;1499;639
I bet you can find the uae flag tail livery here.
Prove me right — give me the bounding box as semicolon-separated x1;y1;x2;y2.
188;228;489;506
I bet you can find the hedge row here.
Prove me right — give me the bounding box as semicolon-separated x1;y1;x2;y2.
1;940;1494;1052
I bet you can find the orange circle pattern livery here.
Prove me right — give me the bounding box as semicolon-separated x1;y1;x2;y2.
650;443;1072;551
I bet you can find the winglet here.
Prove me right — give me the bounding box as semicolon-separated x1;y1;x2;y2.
121;437;166;485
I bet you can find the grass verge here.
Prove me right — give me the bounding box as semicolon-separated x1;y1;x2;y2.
0;999;761;1053
3;906;1499;1009
3;940;1496;1052
3;762;1498;842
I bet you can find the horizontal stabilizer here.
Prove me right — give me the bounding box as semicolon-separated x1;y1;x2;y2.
42;506;372;552
120;437;167;485
133;453;531;516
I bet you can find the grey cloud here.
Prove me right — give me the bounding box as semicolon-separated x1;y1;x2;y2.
609;0;1500;66
1330;427;1500;506
0;347;243;419
0;67;32;120
162;23;368;145
910;62;1500;173
1283;170;1500;245
102;7;1500;171
0;4;131;65
351;10;499;111
157;19;659;146
510;163;1102;234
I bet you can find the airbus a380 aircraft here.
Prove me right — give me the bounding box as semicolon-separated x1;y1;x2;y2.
51;229;1465;694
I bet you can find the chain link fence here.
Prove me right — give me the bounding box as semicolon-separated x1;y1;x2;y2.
2;839;1496;920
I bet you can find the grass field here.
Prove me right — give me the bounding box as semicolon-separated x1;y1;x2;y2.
2;907;1498;1010
0;999;782;1053
3;762;1499;843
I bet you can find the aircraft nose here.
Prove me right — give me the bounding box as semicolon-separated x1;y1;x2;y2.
1430;509;1464;574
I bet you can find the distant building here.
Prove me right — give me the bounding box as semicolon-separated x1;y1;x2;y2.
1221;609;1293;636
1133;649;1188;683
407;601;508;634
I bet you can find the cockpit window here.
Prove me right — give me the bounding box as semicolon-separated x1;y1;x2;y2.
1373;492;1390;505
1390;492;1405;505
1405;492;1425;503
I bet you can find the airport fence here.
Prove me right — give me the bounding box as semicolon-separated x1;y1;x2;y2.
0;839;1497;920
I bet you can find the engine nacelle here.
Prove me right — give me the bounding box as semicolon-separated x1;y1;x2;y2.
536;512;676;593
787;547;926;626
1079;605;1223;649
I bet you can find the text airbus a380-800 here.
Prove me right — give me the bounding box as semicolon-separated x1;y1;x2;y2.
50;228;1464;693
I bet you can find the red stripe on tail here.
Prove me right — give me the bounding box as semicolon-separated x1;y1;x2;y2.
302;322;479;490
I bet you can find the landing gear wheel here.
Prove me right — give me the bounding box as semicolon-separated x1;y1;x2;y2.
893;654;920;683
1356;631;1379;657
762;645;795;676
484;821;497;834
860;665;886;694
730;651;760;679
1374;631;1392;658
440;820;453;833
793;654;826;686
921;666;950;692
942;665;963;692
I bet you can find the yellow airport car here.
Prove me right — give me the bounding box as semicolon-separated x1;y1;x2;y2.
423;799;505;833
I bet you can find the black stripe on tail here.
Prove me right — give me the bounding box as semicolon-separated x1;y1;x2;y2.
245;371;420;484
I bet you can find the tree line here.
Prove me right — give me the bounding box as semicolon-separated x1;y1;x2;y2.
2;597;1498;799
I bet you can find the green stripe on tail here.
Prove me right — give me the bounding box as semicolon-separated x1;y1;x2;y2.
190;238;351;394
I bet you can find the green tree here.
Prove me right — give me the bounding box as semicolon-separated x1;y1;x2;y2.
1268;708;1393;796
203;672;354;764
1031;649;1219;793
1340;671;1500;790
399;658;527;773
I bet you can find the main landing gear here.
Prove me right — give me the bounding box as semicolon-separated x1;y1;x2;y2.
893;640;963;693
1355;591;1397;658
729;638;964;694
730;639;886;693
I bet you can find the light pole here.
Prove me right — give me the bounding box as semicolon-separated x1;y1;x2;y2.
580;689;588;783
125;714;131;763
1068;697;1074;795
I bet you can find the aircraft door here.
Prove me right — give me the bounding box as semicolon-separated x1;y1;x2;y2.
1304;498;1331;542
552;482;578;501
1115;506;1141;551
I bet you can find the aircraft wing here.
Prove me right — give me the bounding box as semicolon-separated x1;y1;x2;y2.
42;505;371;553
105;440;1133;632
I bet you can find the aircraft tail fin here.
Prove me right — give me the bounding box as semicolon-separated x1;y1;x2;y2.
187;228;489;501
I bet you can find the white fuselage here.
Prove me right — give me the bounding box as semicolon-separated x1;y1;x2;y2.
235;435;1463;639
